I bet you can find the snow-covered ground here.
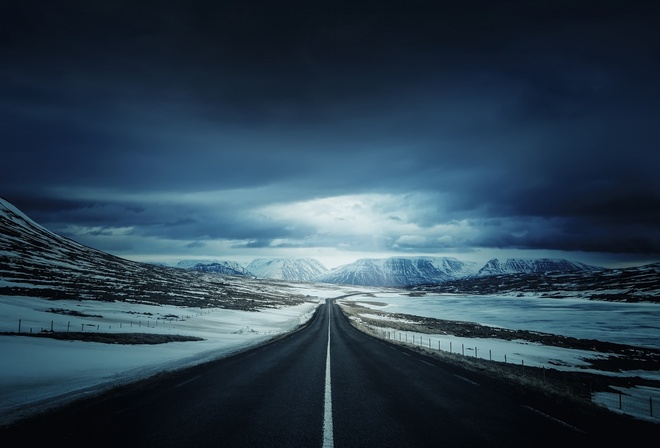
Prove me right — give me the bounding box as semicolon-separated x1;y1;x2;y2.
343;292;660;349
0;282;368;426
339;292;660;424
1;285;658;426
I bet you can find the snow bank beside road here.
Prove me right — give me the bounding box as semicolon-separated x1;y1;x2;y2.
0;297;322;425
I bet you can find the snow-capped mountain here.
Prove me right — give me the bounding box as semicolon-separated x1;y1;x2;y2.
3;195;656;302
476;258;603;276
0;197;307;310
413;261;660;302
314;257;479;287
176;260;254;276
246;258;328;282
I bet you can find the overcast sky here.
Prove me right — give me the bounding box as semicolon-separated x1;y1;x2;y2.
2;1;659;269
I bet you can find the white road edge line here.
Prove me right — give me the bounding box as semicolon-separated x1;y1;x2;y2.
522;405;587;434
453;374;480;386
323;304;334;448
174;374;202;388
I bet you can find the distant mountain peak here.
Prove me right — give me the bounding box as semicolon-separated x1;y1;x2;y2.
476;258;603;276
314;256;479;287
246;258;328;282
176;259;253;277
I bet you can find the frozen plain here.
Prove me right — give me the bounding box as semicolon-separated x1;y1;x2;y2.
0;282;367;425
1;284;658;426
338;292;660;424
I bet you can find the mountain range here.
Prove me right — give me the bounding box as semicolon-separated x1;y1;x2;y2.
412;261;660;302
476;258;603;276
173;258;329;282
176;256;607;288
309;256;605;287
1;196;658;301
175;260;254;276
245;258;328;282
313;257;479;287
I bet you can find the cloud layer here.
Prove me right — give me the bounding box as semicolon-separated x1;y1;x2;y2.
2;1;659;267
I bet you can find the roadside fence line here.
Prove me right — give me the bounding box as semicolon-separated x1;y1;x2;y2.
373;326;657;423
1;313;203;335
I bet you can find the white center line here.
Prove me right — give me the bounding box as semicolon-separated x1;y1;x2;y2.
322;303;334;448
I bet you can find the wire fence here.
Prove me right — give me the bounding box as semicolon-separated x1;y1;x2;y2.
363;324;659;423
593;388;658;422
0;311;209;336
2;312;658;423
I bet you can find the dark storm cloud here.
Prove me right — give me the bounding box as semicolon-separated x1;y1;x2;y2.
2;1;659;262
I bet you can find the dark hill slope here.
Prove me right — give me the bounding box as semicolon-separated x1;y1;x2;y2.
0;197;306;310
412;263;660;303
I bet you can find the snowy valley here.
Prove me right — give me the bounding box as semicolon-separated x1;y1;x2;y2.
1;196;659;426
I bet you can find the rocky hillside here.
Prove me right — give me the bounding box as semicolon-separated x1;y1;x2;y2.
411;262;660;303
0;197;308;310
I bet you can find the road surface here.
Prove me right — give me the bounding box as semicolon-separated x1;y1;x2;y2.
1;298;654;447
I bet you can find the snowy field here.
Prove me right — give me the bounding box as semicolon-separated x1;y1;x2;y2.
0;282;370;425
1;285;658;426
339;292;660;424
343;292;660;349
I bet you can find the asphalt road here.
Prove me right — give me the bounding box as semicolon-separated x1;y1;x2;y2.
1;298;655;447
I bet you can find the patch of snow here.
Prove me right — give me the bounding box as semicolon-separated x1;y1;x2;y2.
340;292;660;423
0;295;321;425
593;385;660;424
